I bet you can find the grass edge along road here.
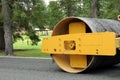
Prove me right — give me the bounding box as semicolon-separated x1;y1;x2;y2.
0;35;50;58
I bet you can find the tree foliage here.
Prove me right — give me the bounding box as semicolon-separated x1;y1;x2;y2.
30;0;47;29
0;0;47;54
56;0;120;19
47;1;64;29
99;0;120;19
57;0;84;17
11;0;48;45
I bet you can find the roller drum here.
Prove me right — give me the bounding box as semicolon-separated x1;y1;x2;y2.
52;17;120;73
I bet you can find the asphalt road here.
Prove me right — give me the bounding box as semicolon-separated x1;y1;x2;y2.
0;57;120;80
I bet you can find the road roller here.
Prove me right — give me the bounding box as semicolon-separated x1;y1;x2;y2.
41;16;120;73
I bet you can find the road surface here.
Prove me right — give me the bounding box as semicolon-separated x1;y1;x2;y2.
0;56;120;80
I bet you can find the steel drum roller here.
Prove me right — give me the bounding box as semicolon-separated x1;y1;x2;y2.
51;17;120;73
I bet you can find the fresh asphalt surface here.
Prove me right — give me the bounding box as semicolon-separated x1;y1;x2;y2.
0;57;120;80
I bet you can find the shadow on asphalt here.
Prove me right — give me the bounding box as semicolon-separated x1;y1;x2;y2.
53;63;120;75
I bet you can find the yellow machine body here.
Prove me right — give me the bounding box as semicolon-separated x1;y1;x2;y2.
41;17;120;73
42;32;116;56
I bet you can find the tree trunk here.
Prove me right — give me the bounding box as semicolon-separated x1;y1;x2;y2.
2;0;13;55
90;0;99;18
67;2;72;17
0;0;5;50
0;28;5;50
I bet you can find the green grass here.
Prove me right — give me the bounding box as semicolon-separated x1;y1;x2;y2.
14;49;50;57
0;50;4;56
13;35;50;57
0;35;50;58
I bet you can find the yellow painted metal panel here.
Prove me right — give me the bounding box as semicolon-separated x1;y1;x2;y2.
116;37;120;49
69;22;86;33
42;32;116;56
69;22;87;68
70;55;87;68
42;37;64;54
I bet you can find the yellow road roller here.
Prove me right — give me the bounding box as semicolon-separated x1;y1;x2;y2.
42;16;120;73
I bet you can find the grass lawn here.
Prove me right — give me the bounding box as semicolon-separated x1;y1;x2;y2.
14;35;50;57
0;35;50;58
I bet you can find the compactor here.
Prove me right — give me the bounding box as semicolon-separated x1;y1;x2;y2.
42;16;120;73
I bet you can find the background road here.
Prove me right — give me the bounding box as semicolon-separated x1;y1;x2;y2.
0;57;120;80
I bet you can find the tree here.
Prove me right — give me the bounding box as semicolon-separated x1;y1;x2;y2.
99;0;120;19
58;0;82;17
2;0;13;55
0;0;5;50
90;0;99;18
47;1;64;29
0;0;47;55
30;0;47;30
12;0;47;45
11;1;40;45
0;28;5;50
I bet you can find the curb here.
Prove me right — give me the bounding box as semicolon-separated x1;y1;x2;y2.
0;56;51;59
